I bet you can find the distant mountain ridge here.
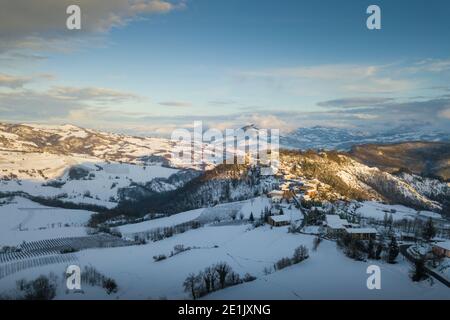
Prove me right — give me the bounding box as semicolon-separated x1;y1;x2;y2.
281;125;450;151
348;141;450;181
0;122;449;221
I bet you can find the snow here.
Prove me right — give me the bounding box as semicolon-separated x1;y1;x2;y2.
356;201;442;222
345;228;377;234
118;196;274;238
435;241;450;251
206;239;449;300
434;258;450;282
118;208;205;236
1;217;448;300
270;211;302;223
0;197;92;246
326;215;348;229
0;153;179;208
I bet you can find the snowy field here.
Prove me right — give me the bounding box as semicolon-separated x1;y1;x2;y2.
0;197;92;246
207;239;449;300
118;208;205;236
1;222;448;300
0;196;448;300
0;152;179;208
356;201;442;222
118;196;273;238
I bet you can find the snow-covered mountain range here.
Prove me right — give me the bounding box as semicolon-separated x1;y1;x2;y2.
0;122;449;300
0;122;448;215
281;125;450;151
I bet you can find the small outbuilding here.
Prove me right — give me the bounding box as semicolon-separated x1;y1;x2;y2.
344;228;377;241
432;241;450;258
268;211;302;227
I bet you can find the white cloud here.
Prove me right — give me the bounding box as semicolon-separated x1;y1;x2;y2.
159;101;192;107
0;73;54;89
49;86;141;103
0;73;32;88
0;0;186;53
0;85;142;122
408;59;450;73
439;108;450;119
237;64;379;81
234;63;416;96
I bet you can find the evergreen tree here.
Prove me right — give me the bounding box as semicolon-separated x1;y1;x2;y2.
388;214;393;229
375;243;383;260
411;256;427;282
367;238;375;259
422;218;436;242
249;212;254;222
383;212;389;228
387;237;399;264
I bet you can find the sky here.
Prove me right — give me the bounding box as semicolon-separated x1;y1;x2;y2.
0;0;450;136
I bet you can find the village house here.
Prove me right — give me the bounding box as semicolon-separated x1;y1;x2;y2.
270;195;282;204
282;190;295;203
325;215;350;238
344;228;377;241
268;190;284;198
400;232;417;242
432;241;450;258
268;215;292;227
268;211;302;227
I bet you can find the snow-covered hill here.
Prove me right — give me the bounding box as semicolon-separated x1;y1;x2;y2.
0;199;448;300
0;123;448;215
0;123;202;208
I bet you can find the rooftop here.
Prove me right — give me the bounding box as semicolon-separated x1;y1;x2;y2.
434;241;450;251
345;228;377;234
270;211;302;223
326;215;349;229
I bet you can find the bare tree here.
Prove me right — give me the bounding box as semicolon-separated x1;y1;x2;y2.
214;262;232;289
202;266;217;293
183;273;200;299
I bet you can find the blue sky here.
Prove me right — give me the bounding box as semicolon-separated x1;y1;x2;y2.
1;0;450;135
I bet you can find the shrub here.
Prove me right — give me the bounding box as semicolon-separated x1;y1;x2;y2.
292;245;309;263
173;244;190;255
153;254;167;262
17;274;57;300
102;278;118;295
410;256;428;282
243;273;257;282
263;266;273;275
274;257;292;270
60;247;78;254
313;236;322;251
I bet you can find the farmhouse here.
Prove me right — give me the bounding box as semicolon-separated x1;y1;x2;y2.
268;190;284;198
325;215;349;238
432;241;450;258
344;228;377;240
270;195;283;204
282;190;295;202
268;211;302;227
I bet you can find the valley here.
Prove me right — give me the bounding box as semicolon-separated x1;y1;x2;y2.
0;123;449;300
